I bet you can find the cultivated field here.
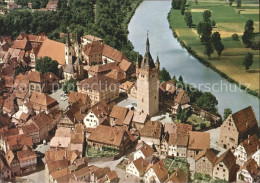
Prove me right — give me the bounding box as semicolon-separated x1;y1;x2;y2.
168;0;260;94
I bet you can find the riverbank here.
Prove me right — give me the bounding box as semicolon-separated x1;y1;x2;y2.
167;0;260;98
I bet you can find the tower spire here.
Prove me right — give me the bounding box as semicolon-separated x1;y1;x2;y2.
66;33;71;46
146;31;150;53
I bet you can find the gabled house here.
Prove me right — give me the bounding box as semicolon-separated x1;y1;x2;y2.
83;101;110;129
143;160;168;183
236;159;260;183
174;90;190;105
17;145;37;173
5;150;21;177
234;134;260;166
78;75;119;106
28;71;59;94
126;157;149;177
109;105;128;126
68;91;91;110
29;91;59;114
140;121;163;152
213;149;238;182
25;112;53;142
132;111;148;130
134;141;154;163
219;106;258;150
4;134;33;152
167;133;189;158
87;125;133;156
187;131;210;159
195;149;217;177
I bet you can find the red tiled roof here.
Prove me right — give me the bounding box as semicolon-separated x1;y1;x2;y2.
37;38;65;65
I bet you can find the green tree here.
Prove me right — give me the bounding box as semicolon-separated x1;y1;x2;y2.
172;0;182;9
212;32;224;58
180;3;185;15
242;52;254;71
204;40;214;59
196;92;218;114
232;34;239;41
229;0;234;6
200;123;206;129
223;108;232;121
203;10;211;22
36;56;59;76
63;78;77;94
32;1;41;9
159;67;171;82
195;0;198;5
177;104;182;121
199;22;212;43
237;0;241;7
184;12;193;28
242;19;254;48
178;75;183;83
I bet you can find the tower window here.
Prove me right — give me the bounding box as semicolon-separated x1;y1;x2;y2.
154;96;156;99
142;98;144;102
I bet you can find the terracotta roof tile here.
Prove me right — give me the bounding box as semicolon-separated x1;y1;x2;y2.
87;125;128;147
195;149;217;165
240;134;260;156
166;169;188;183
232;106;258;134
119;59;131;72
239;159;259;179
150;160;168;182
120;81;134;91
140;121;162;139
37;38;65;65
137;142;154;157
188;131;210;150
110;105;128;121
30;91;58;107
106;170;118;181
215;149;236;171
17;145;37;162
168;133;189;146
133;157;149;175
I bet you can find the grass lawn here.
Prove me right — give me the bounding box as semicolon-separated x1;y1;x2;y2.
168;0;260;94
164;157;189;174
187;115;211;130
86;146;119;158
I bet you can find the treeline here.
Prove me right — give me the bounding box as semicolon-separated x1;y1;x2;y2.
0;0;142;62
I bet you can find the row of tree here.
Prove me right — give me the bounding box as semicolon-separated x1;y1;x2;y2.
196;10;224;59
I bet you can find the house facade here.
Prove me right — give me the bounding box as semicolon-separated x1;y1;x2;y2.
219;106;258;150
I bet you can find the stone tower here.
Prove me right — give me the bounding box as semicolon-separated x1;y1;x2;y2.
65;33;73;65
136;34;159;116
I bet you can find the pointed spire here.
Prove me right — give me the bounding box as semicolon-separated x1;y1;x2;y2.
66;33;71;46
156;53;160;64
146;31;150;53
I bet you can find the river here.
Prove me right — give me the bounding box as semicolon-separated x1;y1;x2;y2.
128;0;259;121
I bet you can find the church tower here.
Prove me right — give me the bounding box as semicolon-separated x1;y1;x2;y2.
65;33;73;65
136;34;159;116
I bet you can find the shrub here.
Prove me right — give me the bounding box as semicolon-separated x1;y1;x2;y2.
200;123;206;129
232;34;239;41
